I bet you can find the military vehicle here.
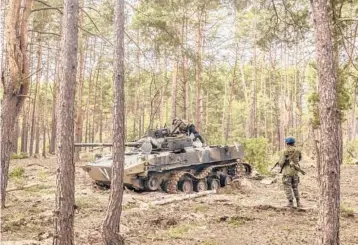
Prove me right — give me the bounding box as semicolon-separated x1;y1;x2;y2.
76;128;252;194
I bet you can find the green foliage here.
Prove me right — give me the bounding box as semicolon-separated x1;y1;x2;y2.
343;139;358;165
166;224;193;238
9;167;25;179
123;201;139;210
193;204;210;212
340;204;355;218
201;241;218;245
10;152;29;160
241;137;270;174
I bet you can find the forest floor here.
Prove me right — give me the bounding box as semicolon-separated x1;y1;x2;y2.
1;157;358;245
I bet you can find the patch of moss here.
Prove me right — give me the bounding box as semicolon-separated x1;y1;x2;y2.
166;224;193;238
341;204;355;218
10;152;29;159
9;167;25;179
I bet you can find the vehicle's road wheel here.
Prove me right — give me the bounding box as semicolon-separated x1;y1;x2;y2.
220;175;233;187
180;179;193;193
208;178;220;191
194;179;208;192
144;176;160;191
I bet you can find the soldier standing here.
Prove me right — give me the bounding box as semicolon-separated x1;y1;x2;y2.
278;136;302;208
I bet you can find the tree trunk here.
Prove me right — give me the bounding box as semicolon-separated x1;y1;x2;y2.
30;41;42;156
35;111;40;155
1;0;33;208
12;117;19;153
91;69;99;143
21;105;28;153
53;0;79;243
195;11;204;131
99;77;103;142
101;0;125;244
42;45;50;158
171;60;178;123
74;29;87;161
311;0;341;244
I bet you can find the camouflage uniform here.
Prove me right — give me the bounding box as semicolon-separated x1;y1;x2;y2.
171;119;188;135
171;119;205;143
278;145;302;207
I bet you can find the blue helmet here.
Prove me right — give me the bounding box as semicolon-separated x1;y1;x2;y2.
285;136;295;144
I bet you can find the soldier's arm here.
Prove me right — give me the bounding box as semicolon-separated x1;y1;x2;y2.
278;151;287;167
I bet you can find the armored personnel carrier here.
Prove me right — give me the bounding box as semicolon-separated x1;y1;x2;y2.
78;128;251;193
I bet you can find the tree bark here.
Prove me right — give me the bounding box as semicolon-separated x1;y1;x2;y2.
101;0;125;244
74;26;86;161
53;0;79;243
21;105;28;153
171;60;178;123
311;0;341;244
12;117;19;153
42;45;50;158
30;41;42;156
49;54;59;154
1;0;33;208
195;11;204;131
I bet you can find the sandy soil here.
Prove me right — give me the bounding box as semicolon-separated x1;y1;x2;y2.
1;157;358;245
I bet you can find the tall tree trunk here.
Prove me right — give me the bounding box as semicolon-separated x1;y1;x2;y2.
35;110;40;155
99;77;103;142
171;60;178;123
91;69;99;143
30;41;42;156
1;0;33;208
311;1;341;244
12;117;19;153
101;0;125;243
195;11;204;131
21;105;28;153
42;45;50;158
74;29;86;161
50;43;60;155
53;0;79;243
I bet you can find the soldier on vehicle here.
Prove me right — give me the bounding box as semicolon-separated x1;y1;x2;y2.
171;118;205;144
278;136;302;208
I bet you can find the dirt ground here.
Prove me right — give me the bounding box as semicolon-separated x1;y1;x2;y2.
1;157;358;245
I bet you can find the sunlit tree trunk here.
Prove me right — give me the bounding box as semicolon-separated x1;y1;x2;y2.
50;51;59;154
171;60;178;122
30;39;42;156
53;0;79;243
195;10;204;131
101;0;125;243
74;7;86;160
311;0;341;244
1;0;33;208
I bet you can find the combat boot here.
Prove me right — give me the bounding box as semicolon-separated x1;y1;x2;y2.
296;199;302;208
286;200;293;208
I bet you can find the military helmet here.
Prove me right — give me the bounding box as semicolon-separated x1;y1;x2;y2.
285;136;295;144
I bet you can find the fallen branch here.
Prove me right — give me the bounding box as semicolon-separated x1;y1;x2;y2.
150;190;216;206
7;184;39;192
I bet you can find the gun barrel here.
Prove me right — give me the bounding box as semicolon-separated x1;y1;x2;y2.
293;164;306;175
74;142;141;147
270;162;279;171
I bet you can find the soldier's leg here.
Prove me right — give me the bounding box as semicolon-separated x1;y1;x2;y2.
292;175;301;207
282;176;293;207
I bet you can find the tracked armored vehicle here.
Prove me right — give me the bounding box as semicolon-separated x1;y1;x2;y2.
78;128;251;193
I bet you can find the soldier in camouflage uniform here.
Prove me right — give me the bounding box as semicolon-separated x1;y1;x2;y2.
278;137;302;208
171;119;205;144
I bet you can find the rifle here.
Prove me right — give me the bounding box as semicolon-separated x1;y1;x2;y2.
270;162;281;173
270;161;306;175
291;164;306;175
